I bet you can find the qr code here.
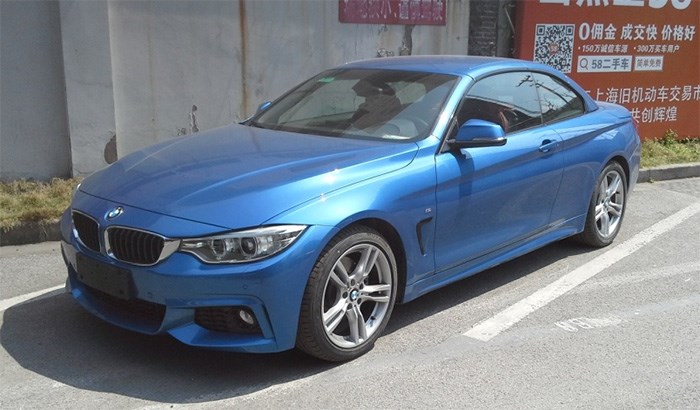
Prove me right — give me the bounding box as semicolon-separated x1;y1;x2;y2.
534;24;575;73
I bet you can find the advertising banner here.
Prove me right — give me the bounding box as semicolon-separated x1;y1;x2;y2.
339;0;447;25
515;0;700;139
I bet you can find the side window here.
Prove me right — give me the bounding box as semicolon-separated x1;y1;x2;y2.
532;73;585;123
457;72;542;134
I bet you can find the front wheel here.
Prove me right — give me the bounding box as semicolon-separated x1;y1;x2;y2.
577;161;627;247
296;226;397;361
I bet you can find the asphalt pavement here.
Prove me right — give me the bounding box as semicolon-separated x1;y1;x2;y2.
1;177;699;409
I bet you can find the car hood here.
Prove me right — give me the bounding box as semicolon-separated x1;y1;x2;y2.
79;124;418;229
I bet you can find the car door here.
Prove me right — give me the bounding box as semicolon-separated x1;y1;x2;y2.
433;71;564;272
529;71;599;223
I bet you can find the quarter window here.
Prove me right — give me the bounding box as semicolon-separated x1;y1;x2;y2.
532;73;585;123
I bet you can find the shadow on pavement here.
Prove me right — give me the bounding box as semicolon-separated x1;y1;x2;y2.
1;239;591;404
386;239;591;334
1;293;333;403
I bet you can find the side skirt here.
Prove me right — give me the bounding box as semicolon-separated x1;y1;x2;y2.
401;215;585;303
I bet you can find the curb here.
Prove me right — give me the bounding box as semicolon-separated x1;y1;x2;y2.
2;163;699;247
636;162;700;183
1;220;61;247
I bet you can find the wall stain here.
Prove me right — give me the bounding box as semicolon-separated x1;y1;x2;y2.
376;48;394;57
399;25;415;56
104;133;117;164
177;105;200;136
238;0;249;116
189;104;199;133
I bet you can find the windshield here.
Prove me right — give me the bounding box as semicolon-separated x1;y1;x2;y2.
249;69;458;141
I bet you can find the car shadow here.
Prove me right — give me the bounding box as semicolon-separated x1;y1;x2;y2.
1;239;591;404
1;293;334;403
385;238;592;334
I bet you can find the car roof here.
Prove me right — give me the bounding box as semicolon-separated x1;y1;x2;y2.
341;55;598;112
341;55;531;77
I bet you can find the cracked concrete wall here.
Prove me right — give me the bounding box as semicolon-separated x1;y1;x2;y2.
60;1;117;176
0;1;71;181
107;0;470;158
237;0;471;115
108;1;246;156
0;0;474;179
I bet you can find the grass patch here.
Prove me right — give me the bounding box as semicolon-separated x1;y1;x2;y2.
0;133;699;230
0;177;81;231
641;130;700;168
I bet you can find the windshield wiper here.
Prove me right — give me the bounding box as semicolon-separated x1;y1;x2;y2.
247;121;269;129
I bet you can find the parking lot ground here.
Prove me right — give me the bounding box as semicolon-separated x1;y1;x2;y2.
1;178;699;409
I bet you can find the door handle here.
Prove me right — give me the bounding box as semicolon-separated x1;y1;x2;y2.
539;139;558;153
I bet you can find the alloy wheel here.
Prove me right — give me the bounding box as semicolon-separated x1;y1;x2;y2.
321;243;393;349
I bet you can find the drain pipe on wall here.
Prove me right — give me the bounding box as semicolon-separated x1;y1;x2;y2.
399;25;415;56
498;0;516;57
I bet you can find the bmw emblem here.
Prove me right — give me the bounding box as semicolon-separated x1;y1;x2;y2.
106;206;124;220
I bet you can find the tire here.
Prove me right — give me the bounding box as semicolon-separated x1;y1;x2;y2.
296;226;397;362
577;161;627;247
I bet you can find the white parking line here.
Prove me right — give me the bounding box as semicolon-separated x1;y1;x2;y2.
464;201;700;342
0;284;65;313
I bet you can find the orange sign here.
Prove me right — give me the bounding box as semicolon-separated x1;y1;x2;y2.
515;0;700;140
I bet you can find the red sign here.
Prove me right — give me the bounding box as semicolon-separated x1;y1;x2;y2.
515;0;700;140
339;0;447;26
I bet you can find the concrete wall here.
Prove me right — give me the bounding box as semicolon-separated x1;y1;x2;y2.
2;0;500;180
106;0;472;157
60;1;116;175
0;1;71;180
107;1;246;156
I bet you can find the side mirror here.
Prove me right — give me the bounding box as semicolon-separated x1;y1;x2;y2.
449;119;507;150
256;101;273;115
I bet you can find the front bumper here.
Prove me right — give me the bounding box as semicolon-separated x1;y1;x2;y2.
60;204;333;354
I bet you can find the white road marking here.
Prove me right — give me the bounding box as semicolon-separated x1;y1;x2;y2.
574;261;700;291
554;315;624;332
0;284;65;313
464;201;700;342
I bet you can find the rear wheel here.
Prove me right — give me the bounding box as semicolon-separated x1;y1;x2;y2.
577;161;627;247
297;226;397;361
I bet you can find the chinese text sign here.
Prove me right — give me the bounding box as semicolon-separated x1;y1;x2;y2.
516;0;700;139
339;0;447;25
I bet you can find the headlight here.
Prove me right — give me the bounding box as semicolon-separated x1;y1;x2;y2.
179;225;306;263
72;182;81;201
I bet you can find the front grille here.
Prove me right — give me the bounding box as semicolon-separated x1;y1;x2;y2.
107;227;165;265
73;211;100;253
83;285;166;332
195;307;262;334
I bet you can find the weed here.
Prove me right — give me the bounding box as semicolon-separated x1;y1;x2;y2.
642;132;700;168
0;178;81;230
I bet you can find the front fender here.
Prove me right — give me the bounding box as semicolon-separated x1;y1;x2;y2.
267;149;439;287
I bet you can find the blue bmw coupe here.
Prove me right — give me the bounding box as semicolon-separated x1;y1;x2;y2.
61;56;640;361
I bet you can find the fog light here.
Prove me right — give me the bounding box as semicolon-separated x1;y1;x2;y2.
238;309;256;326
